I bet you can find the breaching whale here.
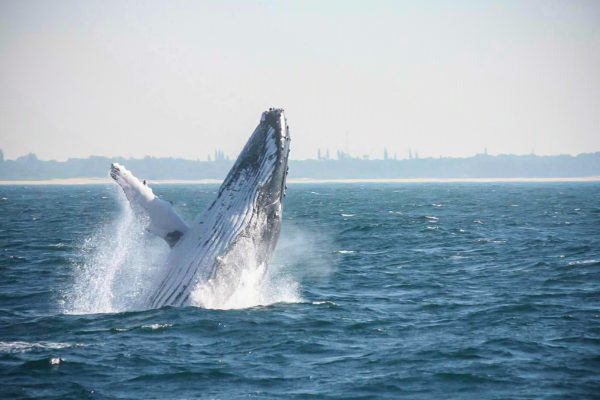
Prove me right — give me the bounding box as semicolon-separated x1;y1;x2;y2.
110;108;290;308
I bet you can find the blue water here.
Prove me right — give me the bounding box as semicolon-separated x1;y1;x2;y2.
1;183;599;399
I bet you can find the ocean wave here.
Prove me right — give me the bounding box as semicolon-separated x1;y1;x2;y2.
0;341;79;353
567;259;599;266
310;300;338;306
141;323;173;330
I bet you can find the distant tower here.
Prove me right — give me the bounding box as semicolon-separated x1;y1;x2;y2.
484;147;488;155
415;151;419;159
317;148;322;160
383;147;389;161
0;149;3;163
345;131;350;156
326;149;330;160
408;149;413;160
213;149;229;161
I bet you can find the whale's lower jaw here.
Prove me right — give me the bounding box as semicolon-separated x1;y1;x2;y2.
146;109;290;309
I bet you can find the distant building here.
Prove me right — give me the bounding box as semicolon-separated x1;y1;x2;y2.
213;149;228;162
17;153;38;163
337;150;354;160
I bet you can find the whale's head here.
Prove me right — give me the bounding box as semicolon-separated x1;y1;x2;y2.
254;108;291;205
214;108;291;263
219;108;290;205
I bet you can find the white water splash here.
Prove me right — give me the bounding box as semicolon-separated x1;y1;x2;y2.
196;221;338;310
190;222;336;310
65;189;169;314
190;230;301;310
190;266;300;310
65;189;308;313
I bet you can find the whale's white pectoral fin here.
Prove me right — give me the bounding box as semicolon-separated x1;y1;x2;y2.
110;163;189;247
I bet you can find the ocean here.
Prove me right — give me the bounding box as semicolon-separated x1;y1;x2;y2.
0;183;599;399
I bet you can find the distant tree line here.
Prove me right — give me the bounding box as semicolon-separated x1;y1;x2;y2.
0;150;599;180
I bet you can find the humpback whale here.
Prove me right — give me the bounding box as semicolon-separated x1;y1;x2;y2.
110;109;291;308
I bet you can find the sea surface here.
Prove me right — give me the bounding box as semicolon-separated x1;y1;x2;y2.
0;183;599;399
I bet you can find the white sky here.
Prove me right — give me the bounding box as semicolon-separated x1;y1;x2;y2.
1;0;599;161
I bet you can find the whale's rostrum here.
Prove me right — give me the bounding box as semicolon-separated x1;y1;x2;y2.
110;108;290;308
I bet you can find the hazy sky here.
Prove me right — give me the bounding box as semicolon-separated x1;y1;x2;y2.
1;0;599;161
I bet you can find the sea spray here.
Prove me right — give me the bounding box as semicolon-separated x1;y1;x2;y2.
190;263;301;310
65;189;169;314
271;222;337;280
65;193;333;313
190;222;303;310
189;222;336;310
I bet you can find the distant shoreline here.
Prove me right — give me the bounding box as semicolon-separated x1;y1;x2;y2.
1;177;600;185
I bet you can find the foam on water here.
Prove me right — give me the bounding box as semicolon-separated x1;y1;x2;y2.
141;323;173;330
0;341;77;353
337;250;356;254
